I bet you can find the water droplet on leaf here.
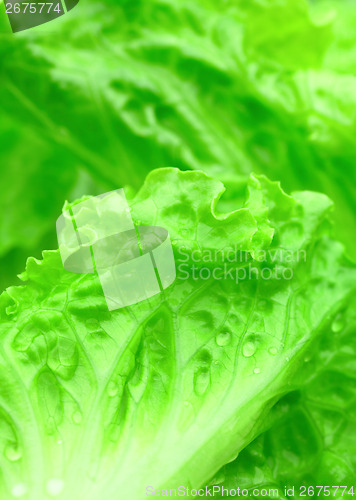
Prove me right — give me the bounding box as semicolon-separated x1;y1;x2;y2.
5;443;22;462
193;368;210;396
216;331;231;346
242;341;256;357
332;314;344;333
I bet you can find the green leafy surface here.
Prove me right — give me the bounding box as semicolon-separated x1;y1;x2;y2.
204;300;356;498
1;0;356;498
1;0;356;290
0;170;354;499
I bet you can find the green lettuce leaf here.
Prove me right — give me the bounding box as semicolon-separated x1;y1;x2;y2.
204;299;356;498
0;169;354;499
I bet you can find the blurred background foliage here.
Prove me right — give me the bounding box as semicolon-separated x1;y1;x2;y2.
0;0;355;291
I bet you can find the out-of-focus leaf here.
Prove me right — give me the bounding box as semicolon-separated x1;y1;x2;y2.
1;0;356;273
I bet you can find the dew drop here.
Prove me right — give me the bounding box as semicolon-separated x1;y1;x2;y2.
331;314;344;333
229;313;238;323
242;341;256;358
5;443;22;462
46;478;64;497
193;368;210;396
253;368;261;374
268;347;278;356
216;331;231;347
11;483;27;498
107;381;119;397
72;411;82;425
